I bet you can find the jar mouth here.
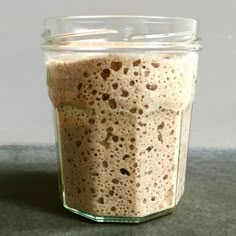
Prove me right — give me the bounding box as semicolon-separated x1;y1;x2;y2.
41;15;201;52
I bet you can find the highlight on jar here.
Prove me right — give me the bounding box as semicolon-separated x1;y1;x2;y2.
41;16;201;223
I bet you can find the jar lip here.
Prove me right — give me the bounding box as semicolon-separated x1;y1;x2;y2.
42;15;201;52
44;15;198;25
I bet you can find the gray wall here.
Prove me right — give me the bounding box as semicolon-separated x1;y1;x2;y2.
0;0;235;147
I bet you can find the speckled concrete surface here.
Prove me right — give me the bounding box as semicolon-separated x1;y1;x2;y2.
0;146;235;236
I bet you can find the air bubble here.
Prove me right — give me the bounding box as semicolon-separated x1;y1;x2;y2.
75;140;81;147
112;135;119;142
77;83;83;90
97;197;104;204
129;81;135;86
100;69;110;80
133;59;141;66
112;83;118;89
123;154;129;160
92;90;97;95
144;71;150;77
111;207;116;211
151;62;160;68
121;89;129;97
111;179;119;184
88;118;95;124
83;72;89;78
106;127;113;132
120;168;130;176
129;145;134;150
163;174;168;180
138;109;143;115
92;172;99;176
90;188;95;193
102;161;108;168
108;99;117;109
157;122;165;130
102;93;110;101
110;61;122;71
130;107;137;113
101;118;106;123
146;84;158;91
123;68;128;74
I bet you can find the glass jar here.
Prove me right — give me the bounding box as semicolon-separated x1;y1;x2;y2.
41;16;201;223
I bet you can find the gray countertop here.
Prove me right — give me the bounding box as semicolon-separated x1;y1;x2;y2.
0;146;235;236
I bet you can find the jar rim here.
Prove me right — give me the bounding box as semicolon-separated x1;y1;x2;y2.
44;15;198;24
42;15;201;52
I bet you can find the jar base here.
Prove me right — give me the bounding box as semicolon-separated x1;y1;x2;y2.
63;203;176;223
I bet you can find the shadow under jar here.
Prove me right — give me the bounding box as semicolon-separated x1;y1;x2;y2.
41;16;201;223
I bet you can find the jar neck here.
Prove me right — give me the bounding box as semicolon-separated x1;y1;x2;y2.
41;16;201;52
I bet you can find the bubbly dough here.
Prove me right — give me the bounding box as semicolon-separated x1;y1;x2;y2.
47;52;198;217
